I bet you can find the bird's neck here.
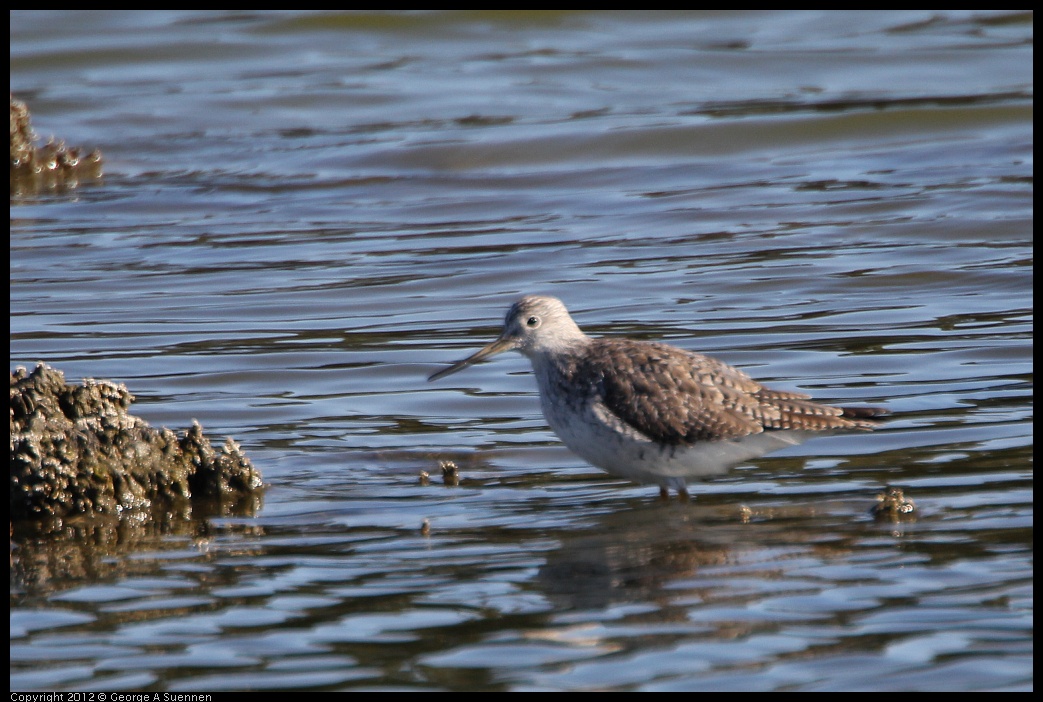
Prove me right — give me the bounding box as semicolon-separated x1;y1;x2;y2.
525;334;591;383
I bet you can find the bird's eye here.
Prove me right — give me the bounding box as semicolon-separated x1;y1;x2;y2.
526;316;540;327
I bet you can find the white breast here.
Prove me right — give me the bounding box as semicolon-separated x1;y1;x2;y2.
539;386;811;490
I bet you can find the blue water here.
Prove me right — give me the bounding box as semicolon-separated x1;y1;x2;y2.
11;10;1032;691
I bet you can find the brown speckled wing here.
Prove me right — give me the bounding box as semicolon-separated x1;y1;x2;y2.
581;339;884;445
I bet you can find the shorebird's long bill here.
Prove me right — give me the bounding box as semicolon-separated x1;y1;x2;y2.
428;336;517;382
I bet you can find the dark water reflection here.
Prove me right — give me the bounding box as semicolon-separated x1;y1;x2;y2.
11;10;1032;691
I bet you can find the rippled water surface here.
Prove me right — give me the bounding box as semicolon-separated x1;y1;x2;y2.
10;10;1032;692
